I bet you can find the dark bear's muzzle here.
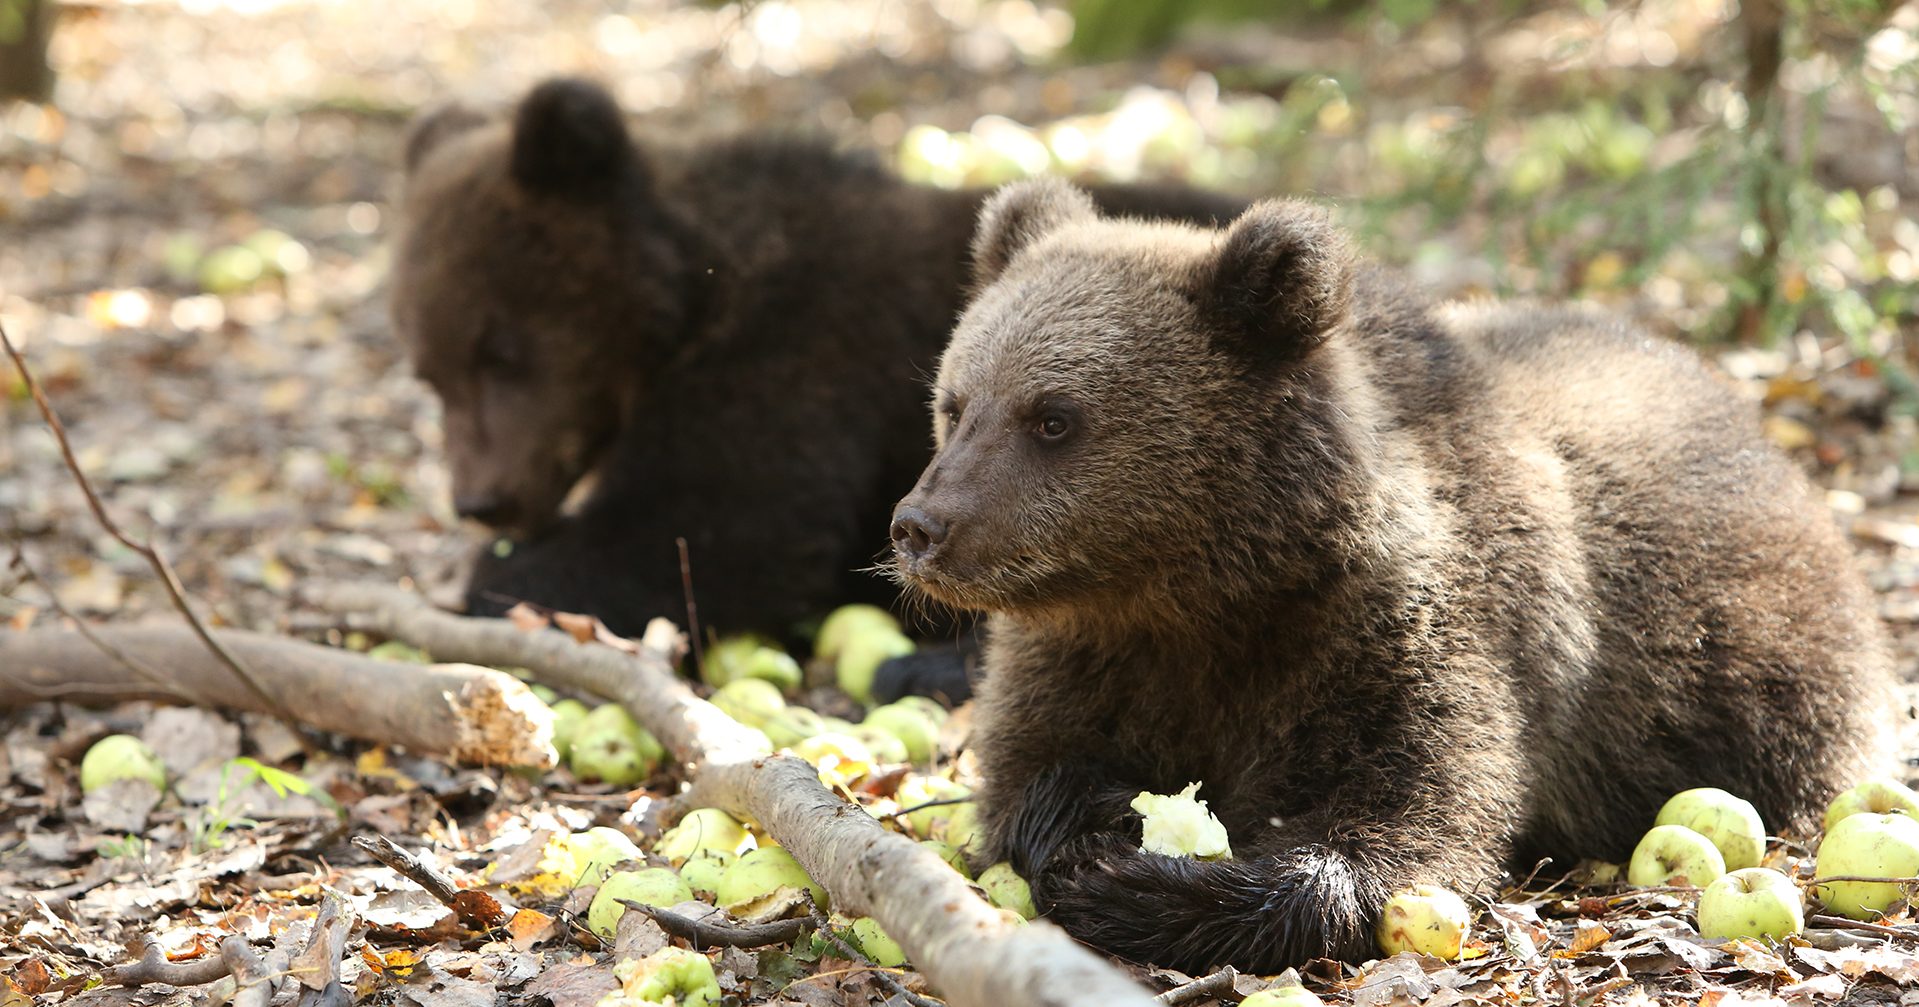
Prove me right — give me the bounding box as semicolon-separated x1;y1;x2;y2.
890;505;948;564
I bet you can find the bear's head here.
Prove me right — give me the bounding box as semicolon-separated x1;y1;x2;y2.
390;78;699;536
890;178;1358;622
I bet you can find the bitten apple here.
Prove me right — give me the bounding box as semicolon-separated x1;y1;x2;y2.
1375;884;1472;960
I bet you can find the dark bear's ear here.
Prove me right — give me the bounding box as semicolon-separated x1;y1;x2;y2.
1192;199;1354;362
402;100;488;174
510;77;640;196
971;178;1098;288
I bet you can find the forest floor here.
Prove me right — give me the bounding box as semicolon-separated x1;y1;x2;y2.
5;0;1919;1004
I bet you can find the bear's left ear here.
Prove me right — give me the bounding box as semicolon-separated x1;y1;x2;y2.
402;100;489;175
1191;199;1354;362
971;178;1098;289
510;77;644;196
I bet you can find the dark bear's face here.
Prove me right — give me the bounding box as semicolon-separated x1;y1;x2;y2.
891;180;1353;615
390;79;691;537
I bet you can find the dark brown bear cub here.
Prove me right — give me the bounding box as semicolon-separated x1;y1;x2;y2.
889;178;1897;972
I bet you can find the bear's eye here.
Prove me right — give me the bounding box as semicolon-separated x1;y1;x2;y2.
1034;412;1072;443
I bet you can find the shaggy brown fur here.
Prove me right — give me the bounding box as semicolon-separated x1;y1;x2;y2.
390;78;1247;666
890;179;1898;972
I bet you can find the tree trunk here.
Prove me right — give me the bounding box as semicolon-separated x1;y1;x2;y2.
0;0;54;104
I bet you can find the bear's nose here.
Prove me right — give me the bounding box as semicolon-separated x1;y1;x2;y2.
455;493;518;528
891;506;948;561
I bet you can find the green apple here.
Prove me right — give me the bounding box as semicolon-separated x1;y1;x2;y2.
741;647;803;692
655;808;751;865
849;724;910;765
587;869;695;938
568;704;664;786
553;827;646;888
1131;783;1232;860
79;734;167;794
678;849;734;898
548;699;590;759
890;695;949;725
862;704;939;764
709;678;785;728
1815;811;1919;920
920;839;971;878
1375;884;1472;960
1627;824;1726;887
762;706;828;749
1656;787;1767;870
716;846;828;910
1825;778;1919;830
849;916;907;966
836;628;916;705
610;947;720;1007
1696;867;1804;941
815;604;900;662
700;634;775;687
941;801;987;860
977;862;1035;919
1241;988;1325;1007
897;776;971;839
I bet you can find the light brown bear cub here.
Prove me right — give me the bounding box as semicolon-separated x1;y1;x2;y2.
889;179;1897;972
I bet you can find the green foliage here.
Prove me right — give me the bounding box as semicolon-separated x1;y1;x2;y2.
188;757;324;852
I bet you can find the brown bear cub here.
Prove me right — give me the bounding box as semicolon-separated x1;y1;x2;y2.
890;179;1897;972
391;78;1246;685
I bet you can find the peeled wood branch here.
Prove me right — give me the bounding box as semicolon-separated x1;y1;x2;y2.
309;582;1160;1007
0;626;555;767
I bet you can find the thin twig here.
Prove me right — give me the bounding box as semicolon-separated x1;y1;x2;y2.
7;541;182;697
1804;875;1919;887
805;896;943;1007
353;835;505;929
619;900;814;949
676;536;704;680
1152;967;1236;1006
884;796;971;824
0;320;289;721
1808;914;1919;942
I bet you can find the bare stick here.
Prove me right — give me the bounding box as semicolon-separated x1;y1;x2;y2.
352;834;505;929
1152;968;1236;1006
7;540;176;692
677;536;704;681
1804;875;1919;886
224;935;275;1007
311;582;1160;1007
0;320;288;720
620;900;813;949
1;625;555;766
1808;914;1919;941
805;896;942;1007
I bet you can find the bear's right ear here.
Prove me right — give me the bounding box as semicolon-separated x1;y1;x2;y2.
1192;199;1354;363
510;77;641;196
971;178;1098;288
402;100;488;175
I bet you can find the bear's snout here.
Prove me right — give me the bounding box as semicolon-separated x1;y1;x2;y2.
890;505;948;563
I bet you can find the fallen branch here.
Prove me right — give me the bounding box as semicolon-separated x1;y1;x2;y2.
101;943;235;988
1153;968;1237;1006
1807;914;1919;942
311;583;1161;1007
354;835;507;930
623;900;813;950
0;625;554;767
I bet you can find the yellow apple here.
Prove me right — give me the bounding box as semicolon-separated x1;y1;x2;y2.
1825;778;1919;830
1696;867;1804;940
1628;824;1726;887
1815;811;1919;920
1655;788;1767;870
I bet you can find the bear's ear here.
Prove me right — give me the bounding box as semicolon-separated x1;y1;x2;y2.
971;178;1098;288
1192;199;1354;362
402;100;489;175
510;77;641;196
